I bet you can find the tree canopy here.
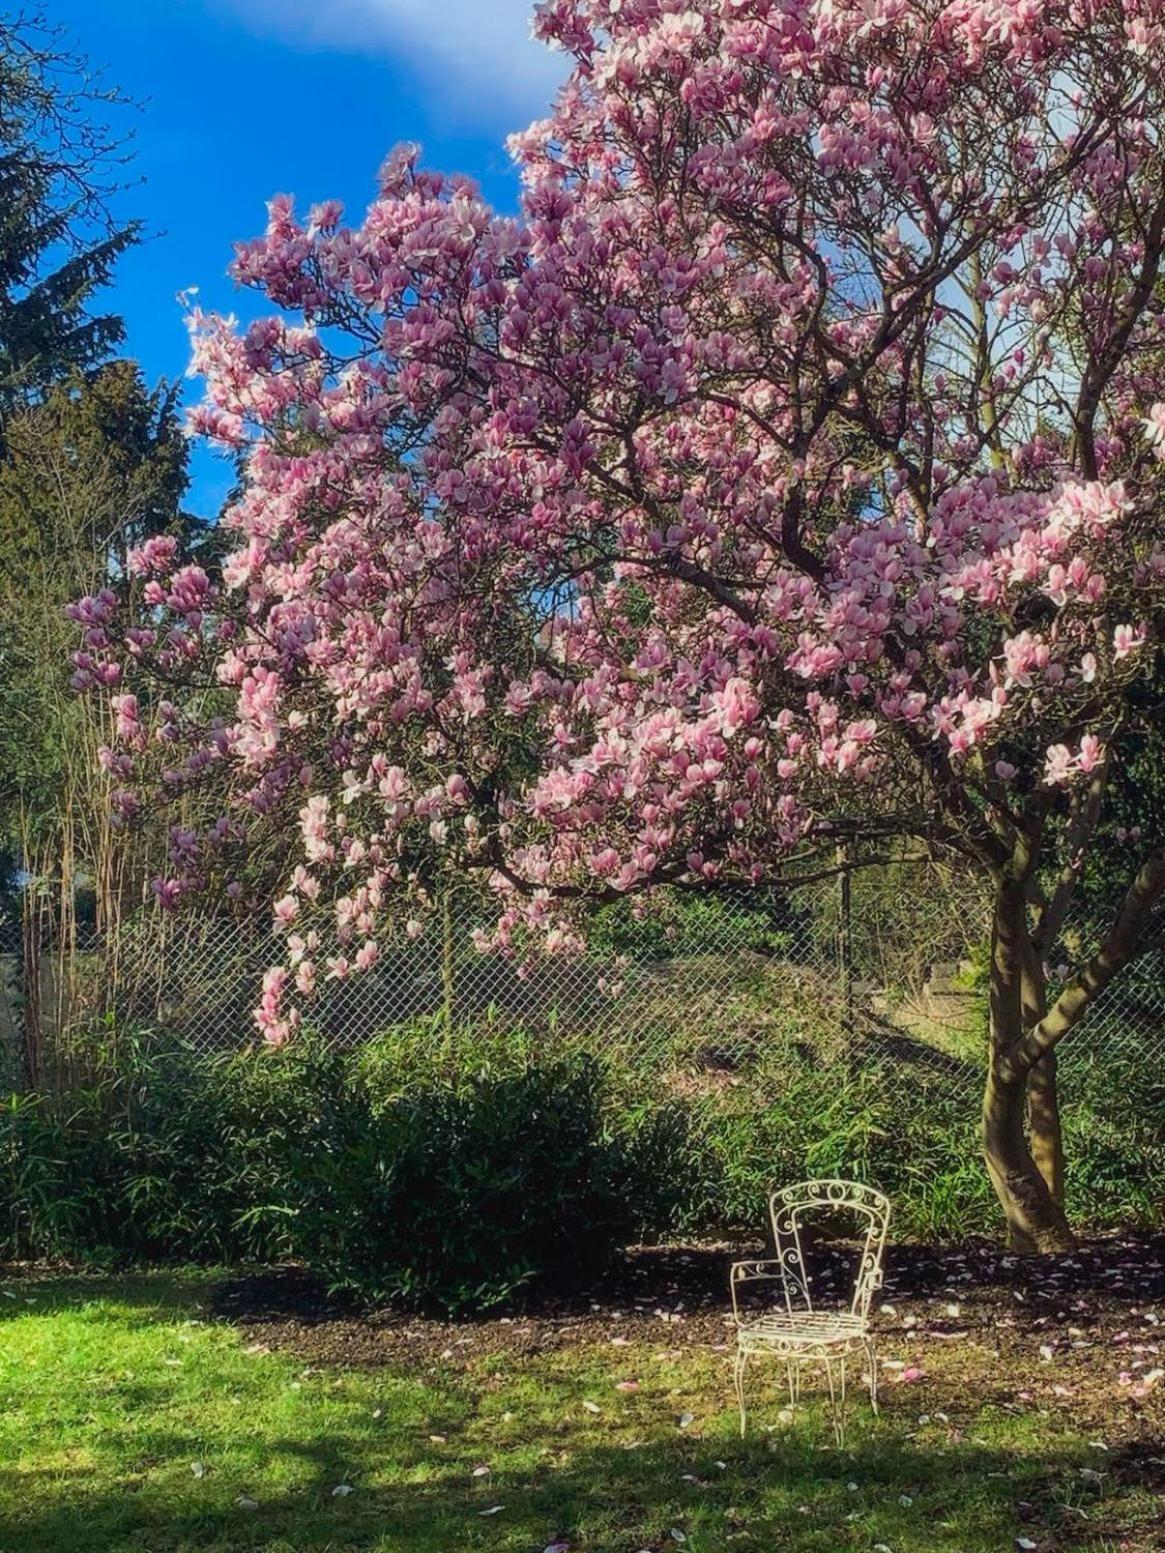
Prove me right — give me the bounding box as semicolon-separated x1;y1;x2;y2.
0;363;194;914
75;0;1165;1248
0;12;139;426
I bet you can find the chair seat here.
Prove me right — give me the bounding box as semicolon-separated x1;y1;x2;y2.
737;1309;868;1356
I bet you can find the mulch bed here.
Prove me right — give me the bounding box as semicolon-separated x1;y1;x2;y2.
209;1231;1165;1455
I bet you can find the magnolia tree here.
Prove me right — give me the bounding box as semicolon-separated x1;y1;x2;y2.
74;0;1165;1252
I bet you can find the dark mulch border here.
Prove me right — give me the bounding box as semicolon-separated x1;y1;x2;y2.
207;1230;1165;1404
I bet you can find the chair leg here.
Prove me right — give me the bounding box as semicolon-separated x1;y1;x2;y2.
864;1337;879;1415
786;1360;799;1407
734;1348;748;1438
824;1356;848;1446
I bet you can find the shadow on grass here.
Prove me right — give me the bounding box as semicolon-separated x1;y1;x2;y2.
854;1016;984;1085
4;1261;1164;1552
0;1267;216;1324
0;1427;1128;1553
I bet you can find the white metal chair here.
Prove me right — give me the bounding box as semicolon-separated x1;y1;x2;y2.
729;1178;890;1444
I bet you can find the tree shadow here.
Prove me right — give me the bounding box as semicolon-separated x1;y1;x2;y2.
853;1011;983;1084
0;1424;1142;1553
0;1267;215;1324
875;1228;1165;1308
5;1256;1165;1552
207;1228;1165;1343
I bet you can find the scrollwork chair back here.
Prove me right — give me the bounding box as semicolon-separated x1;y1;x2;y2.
768;1178;891;1320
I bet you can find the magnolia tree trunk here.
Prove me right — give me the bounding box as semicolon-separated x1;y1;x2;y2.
981;873;1075;1253
1026;1053;1065;1208
1021;934;1066;1208
980;845;1165;1251
982;1057;1074;1253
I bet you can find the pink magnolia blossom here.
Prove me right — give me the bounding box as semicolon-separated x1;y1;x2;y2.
1113;624;1147;659
127;535;179;577
1043;746;1077;787
1143;404;1165;457
72;0;1165;1057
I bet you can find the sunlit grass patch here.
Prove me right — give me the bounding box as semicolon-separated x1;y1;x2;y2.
0;1269;1160;1553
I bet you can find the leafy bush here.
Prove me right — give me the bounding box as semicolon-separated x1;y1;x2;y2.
1;1016;1160;1303
0;1033;303;1264
638;1061;1001;1244
281;1049;631;1313
0;1030;634;1314
588;888;809;961
1059;1045;1165;1227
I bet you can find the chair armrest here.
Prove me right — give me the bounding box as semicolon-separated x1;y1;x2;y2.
729;1258;784;1323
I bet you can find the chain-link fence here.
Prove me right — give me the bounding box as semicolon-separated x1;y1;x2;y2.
3;862;1161;1108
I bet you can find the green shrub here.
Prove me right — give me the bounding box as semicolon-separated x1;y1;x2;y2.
279;1047;632;1314
0;1033;302;1264
588;889;809;961
609;1090;710;1238
651;1077;971;1240
0;1030;635;1314
0;1089;74;1258
1;1016;1160;1300
1060;1046;1165;1227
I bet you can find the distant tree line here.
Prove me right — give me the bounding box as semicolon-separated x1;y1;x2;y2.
0;11;209;936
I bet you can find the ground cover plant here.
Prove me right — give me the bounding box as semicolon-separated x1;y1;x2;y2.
1;1235;1163;1552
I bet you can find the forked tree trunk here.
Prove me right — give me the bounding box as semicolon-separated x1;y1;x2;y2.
1026;1052;1065;1206
983;1056;1074;1252
983;867;1075;1252
981;842;1164;1250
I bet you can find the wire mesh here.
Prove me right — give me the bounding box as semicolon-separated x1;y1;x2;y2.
2;864;1160;1108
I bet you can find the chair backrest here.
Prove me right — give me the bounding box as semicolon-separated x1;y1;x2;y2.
768;1178;890;1320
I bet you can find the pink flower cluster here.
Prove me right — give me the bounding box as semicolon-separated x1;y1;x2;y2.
73;0;1165;1042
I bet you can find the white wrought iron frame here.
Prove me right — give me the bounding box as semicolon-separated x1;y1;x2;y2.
729;1177;891;1444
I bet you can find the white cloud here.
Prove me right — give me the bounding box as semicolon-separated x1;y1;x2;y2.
224;0;564;120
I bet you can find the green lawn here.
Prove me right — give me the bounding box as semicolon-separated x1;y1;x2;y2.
0;1269;1159;1552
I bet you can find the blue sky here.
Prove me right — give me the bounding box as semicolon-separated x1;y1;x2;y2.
49;0;563;519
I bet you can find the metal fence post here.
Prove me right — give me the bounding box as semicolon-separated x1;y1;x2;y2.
837;843;855;1059
441;891;456;1041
